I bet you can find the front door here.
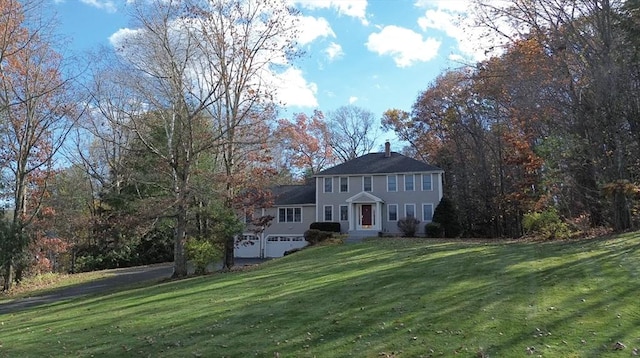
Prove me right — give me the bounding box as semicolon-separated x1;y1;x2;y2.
361;205;372;226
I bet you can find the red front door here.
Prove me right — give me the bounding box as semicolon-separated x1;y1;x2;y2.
361;205;372;226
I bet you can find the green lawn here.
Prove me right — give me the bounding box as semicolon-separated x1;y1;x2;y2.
1;234;639;357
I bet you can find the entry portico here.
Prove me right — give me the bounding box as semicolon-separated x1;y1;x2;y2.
346;191;384;233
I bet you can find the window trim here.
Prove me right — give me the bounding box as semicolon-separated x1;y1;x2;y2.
422;173;433;191
278;207;302;223
405;174;415;191
387;175;397;192
324;177;333;193
404;203;416;218
340;176;349;193
363;176;372;192
422;203;434;222
340;205;348;221
324;205;333;222
387;204;398;222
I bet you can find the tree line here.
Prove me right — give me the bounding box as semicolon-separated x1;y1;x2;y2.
0;0;381;291
383;0;640;238
2;0;638;291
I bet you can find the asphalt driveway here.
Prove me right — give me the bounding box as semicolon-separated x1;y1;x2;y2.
0;258;266;314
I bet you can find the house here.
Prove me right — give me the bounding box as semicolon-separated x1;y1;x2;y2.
235;142;444;258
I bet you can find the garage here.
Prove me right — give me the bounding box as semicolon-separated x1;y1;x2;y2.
265;235;308;258
235;234;261;258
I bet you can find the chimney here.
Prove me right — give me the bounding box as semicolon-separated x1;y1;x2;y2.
384;140;391;158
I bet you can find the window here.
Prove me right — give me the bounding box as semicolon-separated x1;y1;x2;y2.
240;234;258;242
422;203;434;222
363;176;372;192
405;204;416;218
340;205;348;221
324;205;333;221
278;207;302;223
387;175;397;192
422;173;432;191
388;204;398;221
405;174;414;191
324;177;333;193
340;177;348;192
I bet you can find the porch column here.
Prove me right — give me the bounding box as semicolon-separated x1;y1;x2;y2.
349;203;355;231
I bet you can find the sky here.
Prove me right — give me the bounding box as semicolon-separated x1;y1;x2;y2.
52;0;498;144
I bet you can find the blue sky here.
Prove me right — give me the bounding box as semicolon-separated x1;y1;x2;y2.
53;0;495;132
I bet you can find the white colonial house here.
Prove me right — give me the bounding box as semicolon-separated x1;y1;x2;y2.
235;142;444;258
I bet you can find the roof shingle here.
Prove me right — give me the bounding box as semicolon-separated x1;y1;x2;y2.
316;152;441;176
271;184;316;205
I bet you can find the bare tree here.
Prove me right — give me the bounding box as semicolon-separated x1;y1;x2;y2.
328;105;380;162
92;0;299;275
0;0;79;290
189;0;300;269
96;0;231;278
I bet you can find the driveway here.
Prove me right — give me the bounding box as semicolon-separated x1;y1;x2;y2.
0;258;266;314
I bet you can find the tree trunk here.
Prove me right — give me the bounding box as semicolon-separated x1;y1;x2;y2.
223;235;234;270
172;205;188;278
2;259;14;292
613;189;632;232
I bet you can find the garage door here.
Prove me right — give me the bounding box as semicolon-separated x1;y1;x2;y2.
235;234;261;258
265;235;308;258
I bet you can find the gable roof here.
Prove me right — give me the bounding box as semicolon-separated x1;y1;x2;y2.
315;152;442;176
271;184;316;206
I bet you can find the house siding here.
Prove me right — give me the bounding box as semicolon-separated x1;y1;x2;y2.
236;150;444;258
315;172;443;236
263;204;316;236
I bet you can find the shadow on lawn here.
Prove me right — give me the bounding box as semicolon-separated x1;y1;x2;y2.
1;236;639;357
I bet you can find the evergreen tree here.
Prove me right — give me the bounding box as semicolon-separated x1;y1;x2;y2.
432;197;461;238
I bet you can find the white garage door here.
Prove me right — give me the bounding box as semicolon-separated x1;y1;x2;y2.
235;234;261;258
265;235;308;258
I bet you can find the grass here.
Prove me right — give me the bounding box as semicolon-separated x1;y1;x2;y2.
1;233;639;357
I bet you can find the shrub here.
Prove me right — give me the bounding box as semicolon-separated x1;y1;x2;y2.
523;208;571;240
304;229;334;245
397;217;420;237
432;197;461;238
309;222;341;233
185;238;221;275
424;222;443;238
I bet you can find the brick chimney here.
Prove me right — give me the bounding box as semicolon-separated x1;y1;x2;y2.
384;140;391;158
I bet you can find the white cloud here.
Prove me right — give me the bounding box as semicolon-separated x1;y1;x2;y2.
366;25;441;68
348;96;358;104
292;0;368;25
109;28;141;47
414;0;469;12
108;3;319;109
297;16;335;45
80;0;117;13
415;0;515;62
325;42;343;61
273;68;319;108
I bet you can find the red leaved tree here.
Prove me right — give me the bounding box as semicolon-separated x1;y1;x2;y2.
276;110;334;178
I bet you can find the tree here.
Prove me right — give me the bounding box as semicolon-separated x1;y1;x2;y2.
276;110;334;177
100;0;226;278
381;108;437;163
432;197;461;238
95;0;300;276
188;0;300;269
471;0;638;231
0;0;78;290
328;105;380;162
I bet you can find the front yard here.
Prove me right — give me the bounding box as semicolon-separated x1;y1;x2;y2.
1;234;639;357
